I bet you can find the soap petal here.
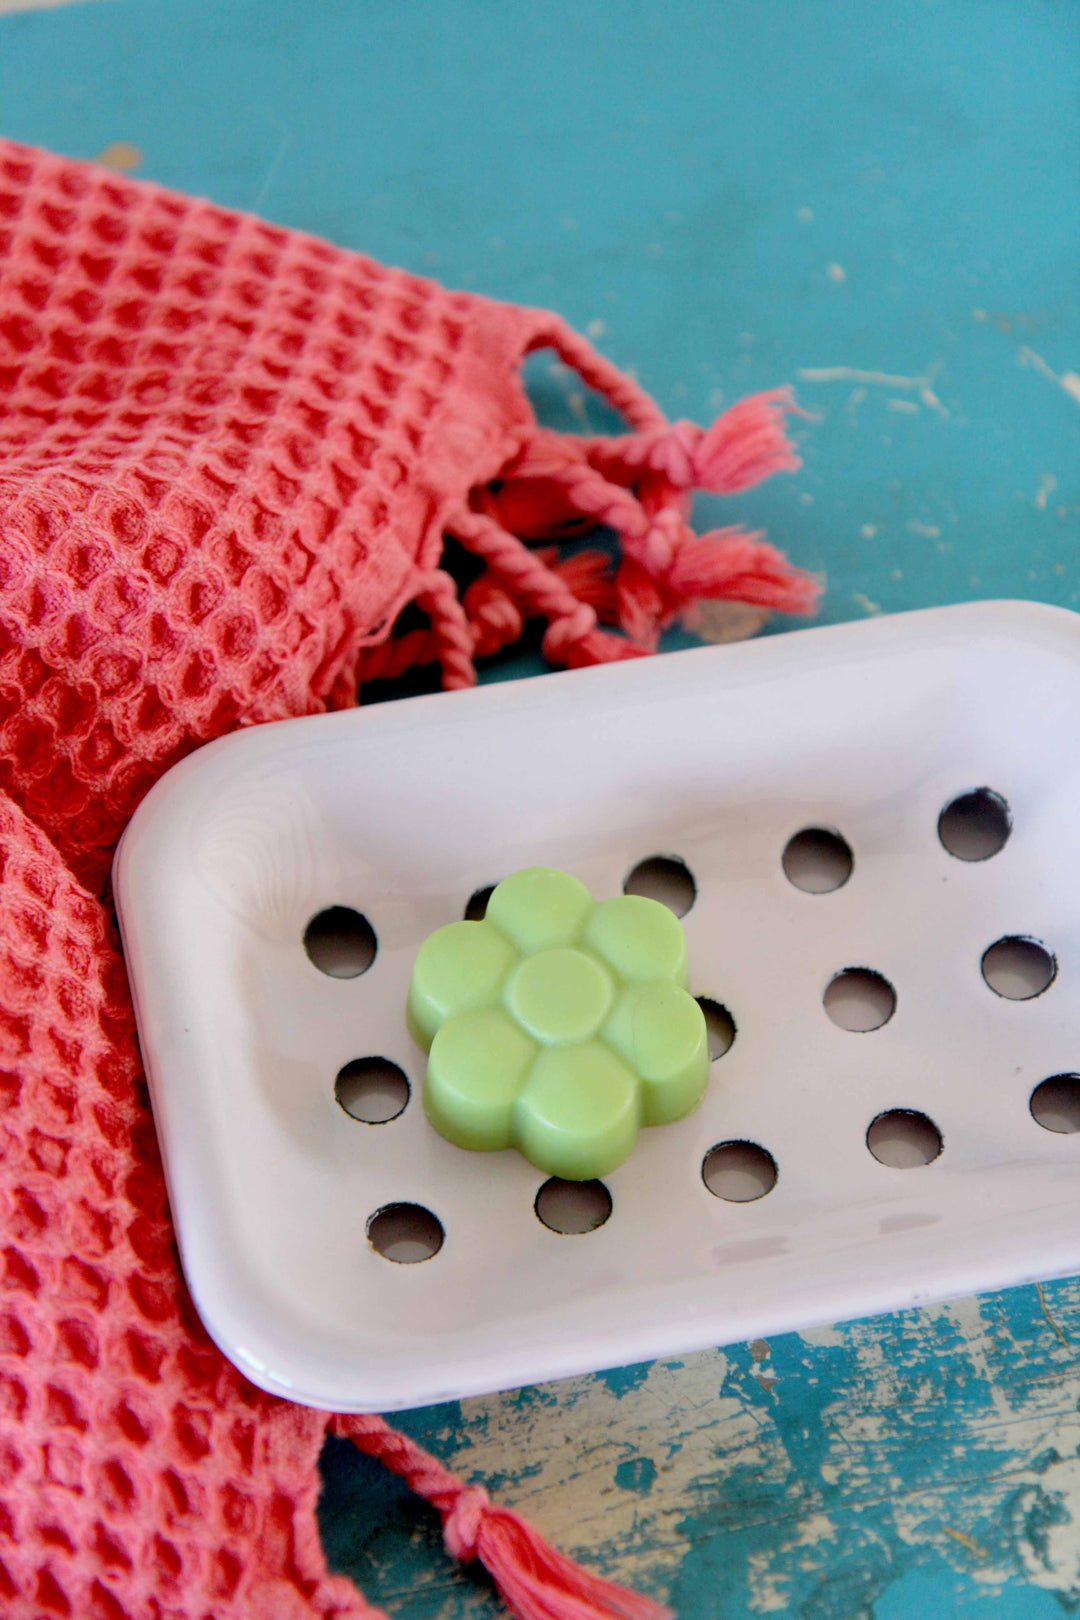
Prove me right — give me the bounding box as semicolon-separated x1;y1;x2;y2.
425;1008;537;1151
603;981;708;1126
504;946;614;1045
515;1042;640;1180
583;893;688;986
407;920;518;1048
486;866;594;953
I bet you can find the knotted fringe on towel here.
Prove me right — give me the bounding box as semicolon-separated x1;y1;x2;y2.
356;315;819;690
335;1415;672;1620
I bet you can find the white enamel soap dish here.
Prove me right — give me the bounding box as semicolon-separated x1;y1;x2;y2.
115;601;1080;1411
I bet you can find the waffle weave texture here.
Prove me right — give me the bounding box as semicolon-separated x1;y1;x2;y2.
0;138;564;895
0;136;814;1618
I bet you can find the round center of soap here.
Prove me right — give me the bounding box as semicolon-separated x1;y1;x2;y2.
505;947;614;1045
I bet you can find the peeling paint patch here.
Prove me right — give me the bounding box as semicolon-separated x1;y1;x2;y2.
798;363;950;417
596;1361;653;1399
694;600;771;645
1018;346;1080;409
1034;1281;1069;1346
799;366;925;388
1035;474;1057;510
93;140;142;171
943;1525;990;1558
615;1456;657;1494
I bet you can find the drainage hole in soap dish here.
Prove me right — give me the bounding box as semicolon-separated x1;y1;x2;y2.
824;968;896;1032
696;998;736;1060
464;884;497;921
702;1141;777;1202
304;906;377;978
867;1109;942;1168
535;1178;612;1234
624;855;696;917
367;1203;444;1263
335;1058;410;1123
938;788;1011;862
1030;1075;1080;1134
981;937;1056;1000
783;828;853;893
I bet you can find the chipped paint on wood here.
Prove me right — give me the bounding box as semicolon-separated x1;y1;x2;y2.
320;1280;1080;1617
93;140;143;171
693;600;771;645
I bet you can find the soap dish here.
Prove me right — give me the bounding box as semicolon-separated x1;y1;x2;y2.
114;601;1080;1411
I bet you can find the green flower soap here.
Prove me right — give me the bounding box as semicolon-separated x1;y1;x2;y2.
408;867;709;1179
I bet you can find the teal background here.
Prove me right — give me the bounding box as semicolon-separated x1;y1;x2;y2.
3;2;1080;1614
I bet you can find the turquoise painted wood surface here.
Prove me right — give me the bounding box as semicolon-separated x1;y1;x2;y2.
319;1281;1080;1619
2;2;1079;1614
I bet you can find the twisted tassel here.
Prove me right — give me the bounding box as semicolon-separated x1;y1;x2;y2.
333;1414;671;1620
536;548;619;620
583;388;802;494
483;406;817;643
353;548;632;686
667;526;820;612
354;569;479;689
353;332;817;687
530;314;669;433
463;571;526;658
412;568;476;688
449;503;644;670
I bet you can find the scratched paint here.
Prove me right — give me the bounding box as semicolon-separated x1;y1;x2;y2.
320;1279;1080;1617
